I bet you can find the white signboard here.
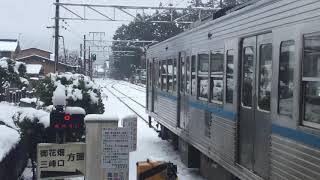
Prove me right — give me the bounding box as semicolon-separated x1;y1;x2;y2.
101;128;129;170
37;143;85;179
122;117;137;151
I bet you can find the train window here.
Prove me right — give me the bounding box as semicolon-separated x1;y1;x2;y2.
186;56;191;94
242;47;254;108
173;58;177;92
210;50;224;103
302;34;320;127
167;59;173;92
158;60;161;88
198;53;209;100
191;55;197;96
161;60;167;91
278;40;295;117
258;44;272;111
226;50;235;104
180;57;185;92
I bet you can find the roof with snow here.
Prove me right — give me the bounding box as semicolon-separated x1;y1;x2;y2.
0;39;18;52
26;64;43;75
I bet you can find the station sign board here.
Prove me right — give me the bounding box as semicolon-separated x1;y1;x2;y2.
37;143;86;179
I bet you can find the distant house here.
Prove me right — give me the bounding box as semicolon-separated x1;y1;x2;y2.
16;48;77;75
0;39;20;59
26;64;44;80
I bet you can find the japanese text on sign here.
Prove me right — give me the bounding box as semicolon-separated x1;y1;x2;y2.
101;128;129;170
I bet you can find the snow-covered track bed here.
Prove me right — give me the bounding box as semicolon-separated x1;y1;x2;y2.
105;82;158;132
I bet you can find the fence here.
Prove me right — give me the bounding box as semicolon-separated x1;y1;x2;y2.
0;88;35;103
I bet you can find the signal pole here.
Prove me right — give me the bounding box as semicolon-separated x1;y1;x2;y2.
83;35;86;75
54;0;60;73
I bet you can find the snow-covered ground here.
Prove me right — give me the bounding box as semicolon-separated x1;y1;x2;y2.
0;102;50;162
96;78;204;180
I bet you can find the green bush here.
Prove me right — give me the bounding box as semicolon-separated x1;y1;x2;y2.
36;73;104;114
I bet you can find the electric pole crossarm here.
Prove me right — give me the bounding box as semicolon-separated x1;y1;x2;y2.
60;5;84;20
87;6;114;21
53;2;217;24
54;3;216;11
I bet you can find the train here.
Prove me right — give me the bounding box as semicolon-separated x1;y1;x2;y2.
145;0;320;180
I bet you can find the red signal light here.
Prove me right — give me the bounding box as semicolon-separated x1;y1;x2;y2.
64;114;71;121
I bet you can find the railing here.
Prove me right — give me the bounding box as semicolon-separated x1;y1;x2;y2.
0;88;35;103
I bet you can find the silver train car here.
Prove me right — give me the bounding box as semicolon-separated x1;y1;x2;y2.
146;0;320;179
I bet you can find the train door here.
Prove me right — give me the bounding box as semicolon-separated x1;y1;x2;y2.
153;59;160;113
178;52;188;129
239;33;272;179
149;59;155;113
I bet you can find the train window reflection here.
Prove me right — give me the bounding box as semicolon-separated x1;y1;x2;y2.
198;53;209;100
186;57;191;94
210;50;224;103
191;55;196;96
258;44;272;111
180;57;185;92
167;59;173;92
158;60;161;88
278;41;295;117
302;34;320;127
242;47;254;107
173;58;177;92
161;60;167;91
226;50;235;104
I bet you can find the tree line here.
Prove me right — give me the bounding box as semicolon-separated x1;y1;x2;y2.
109;0;251;79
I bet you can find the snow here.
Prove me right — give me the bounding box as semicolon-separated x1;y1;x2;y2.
13;107;50;128
0;40;18;52
84;114;118;122
52;83;66;106
20;98;37;104
26;64;42;75
96;78;204;180
20;77;29;85
0;126;20;161
65;106;86;115
0;58;8;69
0;102;50;129
88;90;99;104
67;88;83;101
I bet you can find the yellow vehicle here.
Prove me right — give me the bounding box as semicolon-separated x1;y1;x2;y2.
136;159;178;180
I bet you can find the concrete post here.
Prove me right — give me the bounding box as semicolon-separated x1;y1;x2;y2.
84;114;119;180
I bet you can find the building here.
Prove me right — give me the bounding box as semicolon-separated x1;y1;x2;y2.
16;48;77;75
0;39;20;59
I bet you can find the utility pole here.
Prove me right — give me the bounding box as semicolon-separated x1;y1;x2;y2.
54;0;60;73
83;35;86;75
80;44;83;72
88;46;92;79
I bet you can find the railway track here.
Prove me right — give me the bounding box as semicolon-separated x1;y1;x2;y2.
111;84;145;109
105;82;159;132
118;82;146;93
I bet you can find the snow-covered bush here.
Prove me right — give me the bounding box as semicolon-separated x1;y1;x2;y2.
36;72;104;114
0;58;28;92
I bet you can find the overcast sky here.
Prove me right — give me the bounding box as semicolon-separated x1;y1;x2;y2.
0;0;190;53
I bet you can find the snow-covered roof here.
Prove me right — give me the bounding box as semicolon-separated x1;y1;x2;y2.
0;40;18;52
26;64;43;75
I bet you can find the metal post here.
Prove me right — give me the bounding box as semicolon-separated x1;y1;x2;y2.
88;46;91;79
83;35;86;75
148;116;152;128
54;0;60;73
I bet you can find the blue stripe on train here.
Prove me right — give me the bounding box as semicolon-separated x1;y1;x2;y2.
156;91;320;149
157;91;236;121
272;124;320;149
